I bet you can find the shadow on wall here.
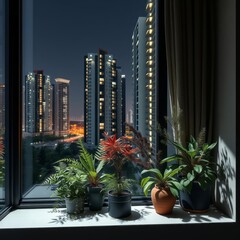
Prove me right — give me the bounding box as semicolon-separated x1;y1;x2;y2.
215;147;235;218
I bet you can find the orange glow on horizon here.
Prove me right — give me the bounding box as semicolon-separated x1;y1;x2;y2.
69;124;84;136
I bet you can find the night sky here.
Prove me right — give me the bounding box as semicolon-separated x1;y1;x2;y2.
33;0;147;120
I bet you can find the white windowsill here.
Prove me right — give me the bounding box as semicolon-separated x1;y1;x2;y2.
0;204;234;229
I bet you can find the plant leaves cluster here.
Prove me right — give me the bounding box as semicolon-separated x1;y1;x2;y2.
161;135;218;192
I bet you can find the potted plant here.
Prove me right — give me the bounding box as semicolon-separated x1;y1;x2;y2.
77;140;106;211
44;158;87;214
141;165;182;215
96;132;143;218
161;131;219;213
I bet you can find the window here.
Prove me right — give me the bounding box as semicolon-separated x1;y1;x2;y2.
21;0;164;201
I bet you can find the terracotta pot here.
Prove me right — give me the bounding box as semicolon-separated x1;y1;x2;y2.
151;185;176;215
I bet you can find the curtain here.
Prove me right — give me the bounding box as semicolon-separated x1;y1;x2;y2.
164;0;215;145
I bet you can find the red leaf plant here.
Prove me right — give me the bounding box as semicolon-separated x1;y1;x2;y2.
100;133;138;175
98;132;152;194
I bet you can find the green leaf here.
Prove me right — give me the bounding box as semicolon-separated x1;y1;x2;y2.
182;179;191;187
163;166;182;180
141;177;154;187
194;165;203;173
188;143;194;152
207;142;217;151
187;172;195;182
160;155;183;164
172;141;190;156
96;159;105;173
170;181;183;191
169;187;179;198
141;179;155;196
141;168;163;180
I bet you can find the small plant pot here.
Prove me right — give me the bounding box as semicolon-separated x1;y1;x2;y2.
87;185;105;211
108;190;132;218
151;186;176;215
65;197;85;214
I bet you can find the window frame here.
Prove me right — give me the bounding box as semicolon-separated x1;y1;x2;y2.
0;0;239;233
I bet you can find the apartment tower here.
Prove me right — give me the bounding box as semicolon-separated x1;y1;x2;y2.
54;78;70;136
24;70;53;135
84;49;125;149
132;17;147;137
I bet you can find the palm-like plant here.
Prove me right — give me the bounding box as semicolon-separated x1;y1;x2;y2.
77;140;105;187
141;166;183;197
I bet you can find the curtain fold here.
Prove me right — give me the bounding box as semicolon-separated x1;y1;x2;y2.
164;0;215;145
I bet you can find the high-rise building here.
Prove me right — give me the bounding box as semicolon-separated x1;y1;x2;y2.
84;49;125;149
0;84;5;131
132;17;147;137
116;67;126;138
54;78;70;136
44;76;54;132
146;0;160;161
24;70;54;136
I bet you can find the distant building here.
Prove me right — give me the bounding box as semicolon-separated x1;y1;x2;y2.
132;17;147;137
84;49;125;149
0;84;5;131
54;78;70;136
44;76;54;132
24;70;54;136
127;109;133;125
116;67;126;137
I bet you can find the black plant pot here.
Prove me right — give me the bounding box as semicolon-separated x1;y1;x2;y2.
179;182;212;213
87;185;105;211
108;190;132;218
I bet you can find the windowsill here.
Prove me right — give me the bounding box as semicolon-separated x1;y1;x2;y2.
0;204;234;229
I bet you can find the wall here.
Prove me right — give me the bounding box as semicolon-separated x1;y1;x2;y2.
214;0;236;220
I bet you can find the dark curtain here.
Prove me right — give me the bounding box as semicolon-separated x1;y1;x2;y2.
164;0;215;145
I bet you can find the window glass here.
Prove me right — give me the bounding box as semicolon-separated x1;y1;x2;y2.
22;0;164;199
0;0;5;210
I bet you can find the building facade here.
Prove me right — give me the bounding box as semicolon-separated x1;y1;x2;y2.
132;17;147;137
146;0;162;163
116;67;126;138
84;49;125;149
24;70;54;136
54;78;70;136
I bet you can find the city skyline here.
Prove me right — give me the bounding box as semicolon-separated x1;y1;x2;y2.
31;0;147;120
